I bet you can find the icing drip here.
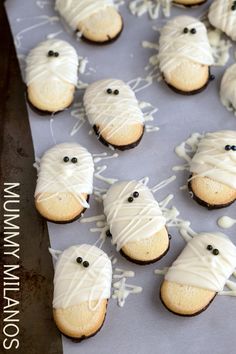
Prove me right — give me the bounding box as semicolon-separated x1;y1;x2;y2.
189;131;236;189
94;165;118;185
36;1;50;8
220;63;236;114
208;29;232;66
208;0;236;41
84;79;144;140
35;143;94;208
93;152;119;164
219;280;236;296
165;232;236;292
218;216;236;229
173;132;203;171
15;15;59;49
103;180;166;251
46;30;63;39
159;16;214;76
140;101;159;133
53;245;112;311
129;0;172;19
25;39;78;86
112;268;142;307
55;0;115;30
78;56;88;74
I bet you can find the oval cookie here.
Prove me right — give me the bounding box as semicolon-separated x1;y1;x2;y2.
220;63;236;113
209;0;236;41
158;16;214;94
160;232;236;316
26;39;78;113
35;143;94;223
103;180;169;264
83;79;145;150
55;0;123;44
53;244;112;340
189;130;236;209
173;0;206;5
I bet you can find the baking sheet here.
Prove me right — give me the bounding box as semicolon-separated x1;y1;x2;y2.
5;0;236;353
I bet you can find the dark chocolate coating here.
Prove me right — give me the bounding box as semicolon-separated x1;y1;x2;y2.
93;124;145;151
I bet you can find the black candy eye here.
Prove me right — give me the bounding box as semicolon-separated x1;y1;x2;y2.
83;261;89;268
190;28;197;34
76;257;83;264
128;196;134;203
232;145;236;151
207;245;213;251
63;156;69;162
183;27;188;34
232;2;236;11
114;89;119;95
213;249;219;256
48;50;54;57
225;145;231;151
71;157;78;163
54;52;59;57
107;88;112;94
133;191;139;198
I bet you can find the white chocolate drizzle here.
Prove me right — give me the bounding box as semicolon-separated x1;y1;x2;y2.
129;0;172;19
208;0;236;41
207;28;232;66
112;268;142;307
53;244;112;311
55;0;115;31
220;63;236;114
164;232;236;293
25;39;78;86
84;79;144;140
159;16;214;77
35;143;94;208
218;216;236;229
103;180;167;251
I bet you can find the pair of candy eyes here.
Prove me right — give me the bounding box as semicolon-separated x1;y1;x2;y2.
106;88;119;95
76;257;89;267
225;145;236;151
127;191;139;203
63;156;77;163
47;50;59;57
183;27;197;34
206;245;219;256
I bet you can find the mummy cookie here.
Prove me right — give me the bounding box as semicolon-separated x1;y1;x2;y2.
55;0;123;44
208;0;236;41
189;131;236;209
26;39;78;113
35;143;94;223
220;63;236;113
53;245;112;340
83;79;145;150
103;180;169;264
160;232;236;316
158;16;214;95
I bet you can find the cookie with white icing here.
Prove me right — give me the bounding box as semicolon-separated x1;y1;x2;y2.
26;39;78;113
220;63;236;113
208;0;236;41
103;180;169;264
160;232;236;316
188;131;236;209
55;0;123;44
35;143;94;223
83;79;145;150
158;16;214;94
53;244;112;340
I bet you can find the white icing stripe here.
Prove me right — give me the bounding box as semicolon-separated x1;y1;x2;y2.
25;39;78;86
35;143;94;208
103;180;166;251
53;245;112;310
55;0;114;30
189;130;236;189
84;79;144;140
209;0;236;41
220;64;236;112
158;16;214;75
165;232;236;292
